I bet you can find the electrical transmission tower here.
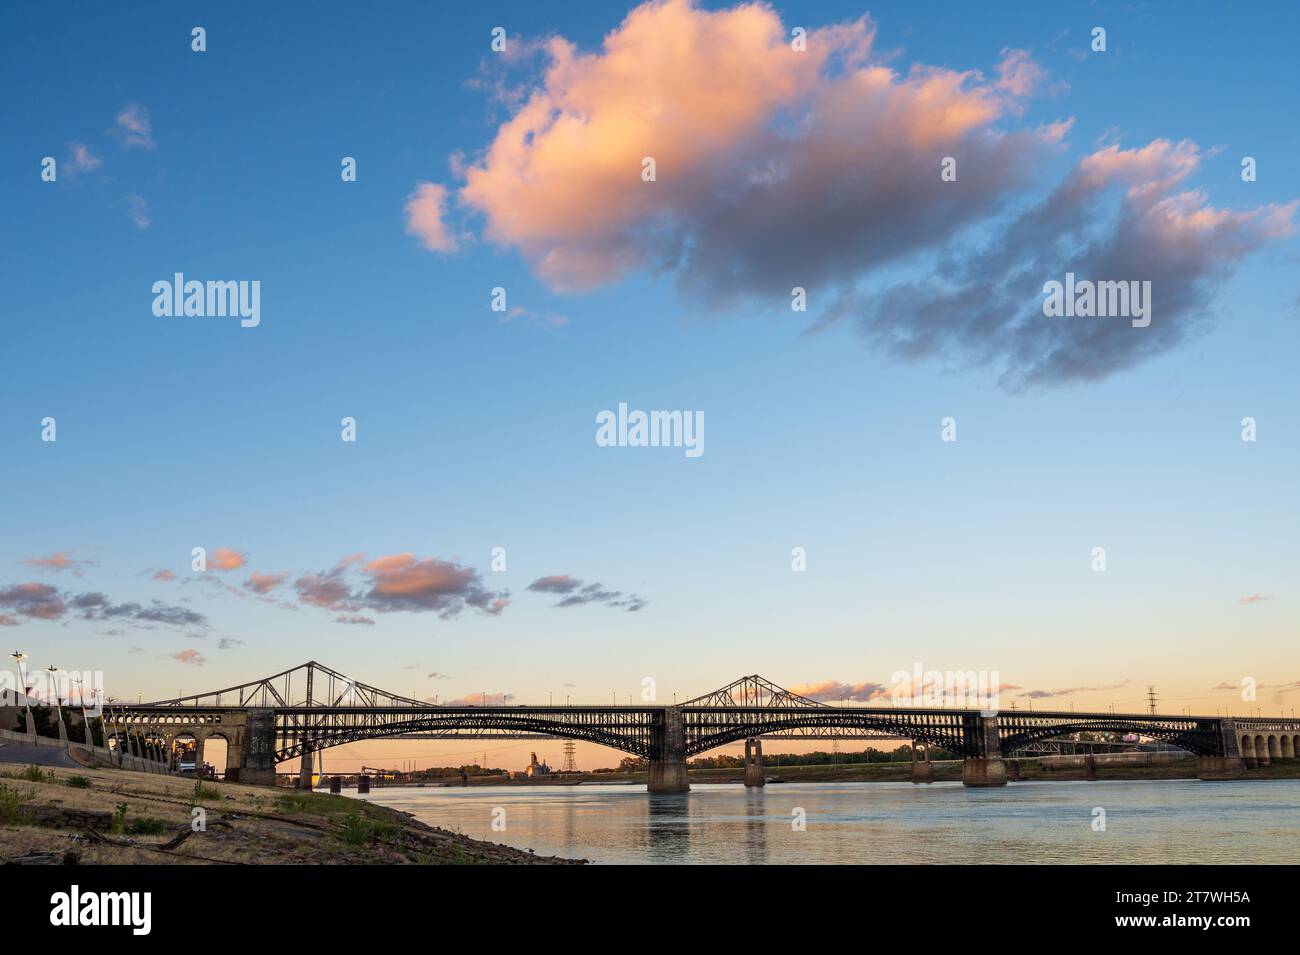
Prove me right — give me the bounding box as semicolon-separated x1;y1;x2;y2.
1147;685;1158;716
561;740;578;773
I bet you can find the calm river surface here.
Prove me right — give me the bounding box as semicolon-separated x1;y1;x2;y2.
355;779;1300;864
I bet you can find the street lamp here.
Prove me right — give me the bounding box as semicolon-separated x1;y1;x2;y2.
10;651;32;734
45;666;65;729
72;678;89;745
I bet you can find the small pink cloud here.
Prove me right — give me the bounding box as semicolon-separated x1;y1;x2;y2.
22;551;86;574
405;182;459;253
994;47;1048;99
1239;593;1272;604
295;572;354;610
171;649;206;666
245;571;288;595
210;548;247;571
114;103;154;149
0;582;66;620
152;568;176;582
66;143;103;175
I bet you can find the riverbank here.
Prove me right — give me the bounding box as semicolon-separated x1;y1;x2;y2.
0;763;583;865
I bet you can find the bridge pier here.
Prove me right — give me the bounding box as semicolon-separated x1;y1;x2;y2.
648;758;690;793
1198;756;1245;780
238;708;278;787
961;758;1007;786
962;716;1007;787
298;752;314;790
910;742;933;784
1199;720;1246;780
648;706;690;793
744;738;765;787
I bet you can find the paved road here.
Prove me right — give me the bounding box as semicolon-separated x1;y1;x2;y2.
0;740;80;768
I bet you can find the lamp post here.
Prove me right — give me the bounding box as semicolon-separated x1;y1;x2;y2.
105;698;117;762
45;666;66;741
72;678;92;746
10;651;33;735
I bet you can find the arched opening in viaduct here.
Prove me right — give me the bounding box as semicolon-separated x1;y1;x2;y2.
170;732;198;772
201;733;230;779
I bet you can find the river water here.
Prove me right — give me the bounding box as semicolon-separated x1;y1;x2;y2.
354;779;1300;864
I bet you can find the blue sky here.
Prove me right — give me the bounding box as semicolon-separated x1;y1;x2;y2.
1;1;1297;767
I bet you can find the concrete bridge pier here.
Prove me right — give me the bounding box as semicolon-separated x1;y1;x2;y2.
298;751;314;790
648;706;690;793
910;742;933;784
744;738;765;787
238;708;278;786
961;758;1008;786
1199;719;1246;780
962;716;1007;787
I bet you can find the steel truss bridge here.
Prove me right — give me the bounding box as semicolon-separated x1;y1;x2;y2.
101;663;1300;790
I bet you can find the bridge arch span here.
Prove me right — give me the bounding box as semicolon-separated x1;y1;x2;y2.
1000;719;1216;756
683;712;972;758
280;714;655;763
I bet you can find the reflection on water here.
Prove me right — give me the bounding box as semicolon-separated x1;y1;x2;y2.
357;779;1300;865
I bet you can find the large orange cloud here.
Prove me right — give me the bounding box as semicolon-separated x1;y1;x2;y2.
413;0;1296;386
447;0;1046;296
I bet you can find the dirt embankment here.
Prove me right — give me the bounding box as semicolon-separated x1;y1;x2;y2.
0;763;583;865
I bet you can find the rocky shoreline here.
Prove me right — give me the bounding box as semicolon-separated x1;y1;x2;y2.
0;763;584;865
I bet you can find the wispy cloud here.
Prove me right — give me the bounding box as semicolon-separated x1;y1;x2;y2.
1017;679;1131;700
65;142;103;176
527;574;646;611
126;193;150;229
335;613;375;626
113;103;154;149
21;551;93;576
